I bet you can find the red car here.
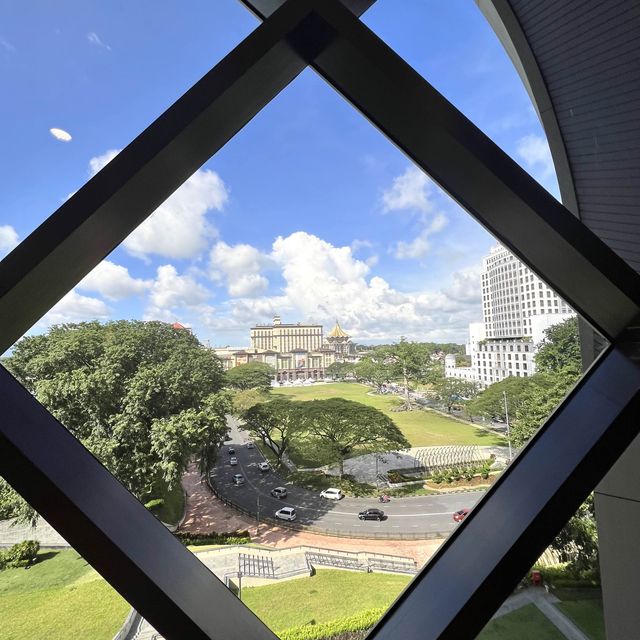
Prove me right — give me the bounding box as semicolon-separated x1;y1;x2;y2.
453;508;470;522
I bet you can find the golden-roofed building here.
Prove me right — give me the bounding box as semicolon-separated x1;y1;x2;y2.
325;320;355;356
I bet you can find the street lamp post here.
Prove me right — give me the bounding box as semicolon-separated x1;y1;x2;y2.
503;390;513;462
256;493;260;534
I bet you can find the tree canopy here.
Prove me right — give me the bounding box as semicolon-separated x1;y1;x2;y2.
432;378;480;413
535;317;581;376
298;398;410;476
225;361;274;391
1;320;229;523
241;398;303;469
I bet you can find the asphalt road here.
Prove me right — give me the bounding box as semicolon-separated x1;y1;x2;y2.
210;420;485;539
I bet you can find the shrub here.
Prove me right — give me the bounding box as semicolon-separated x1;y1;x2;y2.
279;607;385;640
144;498;165;511
175;530;251;546
0;540;40;569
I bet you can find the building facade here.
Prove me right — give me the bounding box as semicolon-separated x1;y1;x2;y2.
446;244;575;386
214;316;357;382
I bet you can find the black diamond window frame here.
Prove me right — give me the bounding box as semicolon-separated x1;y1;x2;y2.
1;1;639;639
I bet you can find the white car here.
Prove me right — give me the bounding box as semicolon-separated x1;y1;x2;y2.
320;488;344;500
275;507;297;521
258;461;270;472
246;441;255;449
229;457;238;466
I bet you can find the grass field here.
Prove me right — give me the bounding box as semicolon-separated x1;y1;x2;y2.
274;383;504;448
0;550;129;640
242;569;410;633
243;571;566;639
556;597;605;640
478;604;565;639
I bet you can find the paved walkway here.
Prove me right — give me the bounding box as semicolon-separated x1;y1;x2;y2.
320;446;511;484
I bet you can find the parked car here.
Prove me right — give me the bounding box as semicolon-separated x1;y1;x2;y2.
229;457;238;466
258;461;270;472
358;508;385;521
275;507;297;521
271;486;288;499
232;474;245;486
228;447;235;455
320;488;344;500
453;508;470;522
246;441;255;449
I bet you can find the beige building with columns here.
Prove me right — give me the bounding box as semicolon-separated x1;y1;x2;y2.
214;315;357;382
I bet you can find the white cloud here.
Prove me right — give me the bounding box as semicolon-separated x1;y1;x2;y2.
442;267;482;304
50;128;72;142
219;231;480;342
144;264;213;321
77;260;150;301
88;149;119;176
393;213;448;260
516;134;555;179
210;241;270;298
381;166;434;215
87;32;111;51
40;290;111;326
88;150;229;260
0;225;19;256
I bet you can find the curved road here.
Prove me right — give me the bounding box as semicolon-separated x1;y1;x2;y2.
210;420;485;539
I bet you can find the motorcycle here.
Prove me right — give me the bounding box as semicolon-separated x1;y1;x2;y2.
378;494;391;503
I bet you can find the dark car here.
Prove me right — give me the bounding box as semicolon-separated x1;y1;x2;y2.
453;508;470;522
358;508;385;521
228;447;235;455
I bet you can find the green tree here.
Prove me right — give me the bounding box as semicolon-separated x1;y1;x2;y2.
511;318;581;447
466;376;539;422
512;373;575;447
432;378;480;413
535;317;581;376
551;495;599;574
298;398;410;476
354;356;392;393
1;321;227;524
325;361;355;380
377;338;441;410
241;398;302;468
225;361;274;391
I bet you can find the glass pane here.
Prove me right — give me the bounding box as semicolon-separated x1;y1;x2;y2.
1;4;606;639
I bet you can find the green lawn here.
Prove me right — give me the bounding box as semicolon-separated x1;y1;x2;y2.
0;550;129;640
478;604;566;640
242;569;410;633
556;598;605;640
274;383;504;448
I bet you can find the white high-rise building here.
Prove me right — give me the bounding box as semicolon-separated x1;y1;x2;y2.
446;244;575;386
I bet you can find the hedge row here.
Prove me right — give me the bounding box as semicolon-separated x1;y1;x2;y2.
175;530;251;546
279;607;385;640
0;540;40;570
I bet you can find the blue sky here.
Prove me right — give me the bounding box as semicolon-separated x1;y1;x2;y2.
0;0;559;347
